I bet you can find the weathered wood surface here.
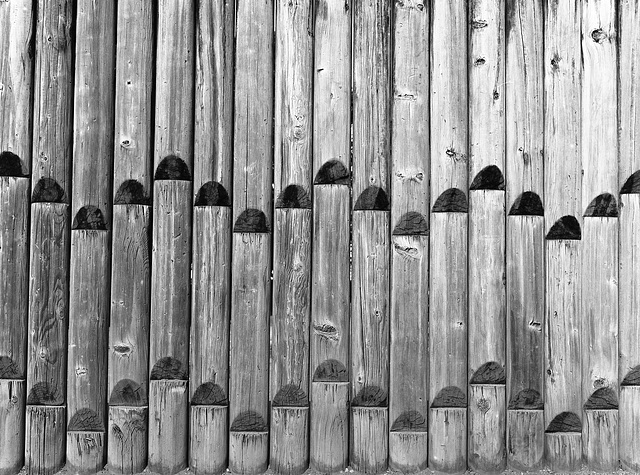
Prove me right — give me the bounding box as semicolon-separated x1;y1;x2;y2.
107;406;148;475
0;0;34;175
193;0;234;197
583;409;618;472
148;380;188;475
544;432;582;472
350;407;388;474
0;380;25;475
190;405;228;475
66;431;104;474
507;410;544;470
620;386;640;471
270;407;309;475
468;385;506;473
310;382;349;473
620;0;640;186
429;407;466;473
25;406;66;475
228;431;268;475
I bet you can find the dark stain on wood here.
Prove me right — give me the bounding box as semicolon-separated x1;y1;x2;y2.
622;365;640;386
508;388;544;410
194;181;231;207
109;379;145;406
314;160;350;185
584;387;618;410
154;155;192;181
354;186;390;210
431;386;467;408
273;384;309;407
0;356;19;379
470;361;506;384
390;410;428;432
27;382;60;405
233;208;270;233
191;382;227;405
114;180;151;205
432;188;468;213
32;178;66;203
68;407;103;431
393;212;428;235
313;359;348;382
0;151;26;177
621;170;640;194
351;386;387;407
469;165;505;190
275;184;312;209
508;191;544;216
545;411;582;433
545;215;581;240
584;193;619;217
72;206;107;230
230;411;267;432
150;357;187;380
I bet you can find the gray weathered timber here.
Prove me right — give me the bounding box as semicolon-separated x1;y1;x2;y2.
190;406;228;475
468;385;506;473
310;382;349;473
620;386;640;471
0;380;25;475
270;407;310;475
25;406;66;475
107;407;148;475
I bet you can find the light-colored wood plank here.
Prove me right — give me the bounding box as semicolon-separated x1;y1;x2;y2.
0;0;34;175
107;406;148;475
228;432;268;475
583;409;618;472
428;407;466;473
310;382;349;472
388;431;428;474
25;405;66;475
66;432;104;474
350;407;388;474
544;432;582;472
190;405;228;475
270;407;309;475
0;380;25;475
507;410;544;470
620;386;640;471
468;385;506;473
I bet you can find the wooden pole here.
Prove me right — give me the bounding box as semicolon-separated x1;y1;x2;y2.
544;2;582;469
0;1;33;473
389;0;429;472
619;0;640;471
228;1;274;473
189;2;234;473
310;0;351;471
66;0;115;472
504;0;545;470
270;1;313;474
580;0;619;470
148;1;195;473
428;0;468;471
107;0;154;473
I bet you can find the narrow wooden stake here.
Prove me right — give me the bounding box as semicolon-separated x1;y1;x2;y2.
310;0;351;468
26;0;74;471
108;407;148;475
0;380;25;475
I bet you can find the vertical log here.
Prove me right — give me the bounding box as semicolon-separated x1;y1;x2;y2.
107;0;154;473
148;0;195;473
270;1;313;473
389;0;429;471
505;0;544;469
66;0;115;471
310;0;351;471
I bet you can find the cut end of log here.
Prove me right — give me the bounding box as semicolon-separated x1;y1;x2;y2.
509;191;544;216
546;412;582;433
0;151;26;177
508;388;543;410
230;411;267;432
393;212;428;235
114;180;151;205
273;384;308;407
314;160;350;185
275;184;312;209
431;386;467;408
352;386;387;407
154;155;191;180
432;188;468;213
109;379;145;406
0;356;19;379
390;410;427;431
27;382;60;405
354;186;390;211
584;193;619;217
470;361;506;384
312;359;348;382
233;208;270;233
194;181;231;207
68;408;103;431
72;205;107;230
621;170;640;194
584;387;618;410
622;366;640;386
32;177;66;203
470;165;505;190
150;357;187;380
191;382;227;405
546;215;581;240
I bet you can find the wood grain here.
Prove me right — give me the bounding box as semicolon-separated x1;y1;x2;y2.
428;407;466;473
107;406;148;474
310;381;349;472
25;405;66;475
468;385;506;473
190;405;228;475
66;431;105;474
620;386;640;471
350;407;388;474
270;407;309;475
544;432;582;472
0;379;25;475
507;410;544;470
